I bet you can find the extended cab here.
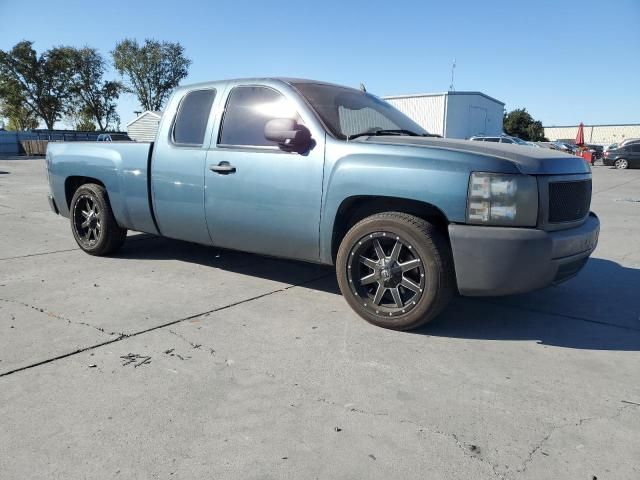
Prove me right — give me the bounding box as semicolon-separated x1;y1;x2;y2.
46;78;599;330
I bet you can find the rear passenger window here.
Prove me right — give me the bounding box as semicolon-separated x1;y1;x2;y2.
484;138;499;142
218;86;299;147
173;89;216;146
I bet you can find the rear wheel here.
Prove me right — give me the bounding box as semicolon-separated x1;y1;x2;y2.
336;212;454;330
614;158;629;169
70;183;127;255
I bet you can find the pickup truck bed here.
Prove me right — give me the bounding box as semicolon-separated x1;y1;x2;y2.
47;141;158;235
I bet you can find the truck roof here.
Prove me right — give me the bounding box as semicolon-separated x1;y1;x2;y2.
172;77;351;93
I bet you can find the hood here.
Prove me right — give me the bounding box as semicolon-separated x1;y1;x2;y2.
360;136;591;175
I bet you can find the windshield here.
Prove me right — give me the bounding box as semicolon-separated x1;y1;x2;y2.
291;82;429;140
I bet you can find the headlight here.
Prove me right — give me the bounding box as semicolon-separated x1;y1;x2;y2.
467;172;538;226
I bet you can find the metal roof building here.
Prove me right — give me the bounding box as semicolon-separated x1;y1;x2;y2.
543;124;640;146
126;111;162;142
384;91;505;139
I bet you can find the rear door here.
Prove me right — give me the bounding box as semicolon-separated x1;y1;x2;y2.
629;144;640;166
203;83;325;261
151;88;218;244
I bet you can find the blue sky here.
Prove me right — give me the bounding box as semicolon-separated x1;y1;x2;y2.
1;0;639;128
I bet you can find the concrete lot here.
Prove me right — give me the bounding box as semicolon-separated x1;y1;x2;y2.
0;157;639;479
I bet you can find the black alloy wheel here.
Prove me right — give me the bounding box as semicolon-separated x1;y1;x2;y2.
336;212;454;330
73;193;102;248
69;183;127;256
346;232;425;318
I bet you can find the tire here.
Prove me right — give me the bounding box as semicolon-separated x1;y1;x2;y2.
69;183;127;256
614;158;629;169
336;212;455;331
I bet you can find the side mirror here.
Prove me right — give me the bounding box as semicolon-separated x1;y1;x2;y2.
264;118;312;154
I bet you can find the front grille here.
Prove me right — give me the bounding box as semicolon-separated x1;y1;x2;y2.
548;180;592;223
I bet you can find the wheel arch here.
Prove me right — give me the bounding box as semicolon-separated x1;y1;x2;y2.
330;195;450;263
614;157;629;168
65;176;107;209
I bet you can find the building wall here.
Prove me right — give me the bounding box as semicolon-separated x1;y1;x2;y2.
544;124;640;146
339;106;398;137
385;93;504;139
127;113;161;142
385;95;446;136
444;94;504;139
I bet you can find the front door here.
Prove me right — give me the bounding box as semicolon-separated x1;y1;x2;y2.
204;84;325;262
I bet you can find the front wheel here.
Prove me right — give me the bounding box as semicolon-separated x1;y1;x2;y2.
614;158;629;169
70;183;127;256
336;212;455;331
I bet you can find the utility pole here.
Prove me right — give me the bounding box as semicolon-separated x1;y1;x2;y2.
449;58;456;92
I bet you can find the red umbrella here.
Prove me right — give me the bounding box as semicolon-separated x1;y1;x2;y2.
575;122;585;146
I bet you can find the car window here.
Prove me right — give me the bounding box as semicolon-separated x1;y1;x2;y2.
500;138;514;144
173;89;216;146
484;138;499;142
631;144;640;152
219;86;299;147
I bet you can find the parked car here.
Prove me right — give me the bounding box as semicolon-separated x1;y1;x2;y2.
469;135;529;145
584;144;604;161
603;143;640;169
553;142;577;154
45;78;599;331
618;138;640;148
96;133;132;142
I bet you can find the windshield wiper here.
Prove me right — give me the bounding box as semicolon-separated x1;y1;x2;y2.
347;129;441;140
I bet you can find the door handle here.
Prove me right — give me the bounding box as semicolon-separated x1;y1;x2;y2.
209;162;236;174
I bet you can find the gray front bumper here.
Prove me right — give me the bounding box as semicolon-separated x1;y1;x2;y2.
449;213;600;296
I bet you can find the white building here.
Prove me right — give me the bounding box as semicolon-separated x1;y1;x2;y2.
384;92;505;139
126;111;162;142
544;124;640;146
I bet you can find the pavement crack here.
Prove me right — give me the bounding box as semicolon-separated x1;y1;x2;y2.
168;329;215;355
516;402;639;475
315;397;506;479
0;234;159;262
0;298;124;338
0;272;332;378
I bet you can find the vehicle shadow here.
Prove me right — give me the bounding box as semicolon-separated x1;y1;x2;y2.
420;257;640;351
120;235;640;351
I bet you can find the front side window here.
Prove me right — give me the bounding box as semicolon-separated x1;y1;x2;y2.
218;86;299;147
484;137;500;142
291;82;429;139
173;89;216;146
501;138;514;144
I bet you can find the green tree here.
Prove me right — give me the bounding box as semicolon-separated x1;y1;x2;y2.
0;41;75;130
70;47;121;131
66;106;97;131
0;86;40;130
503;108;547;141
112;39;191;111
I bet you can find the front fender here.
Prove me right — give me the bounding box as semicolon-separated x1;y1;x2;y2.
319;152;470;264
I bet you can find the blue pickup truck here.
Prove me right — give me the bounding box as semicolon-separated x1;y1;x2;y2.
46;78;599;330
